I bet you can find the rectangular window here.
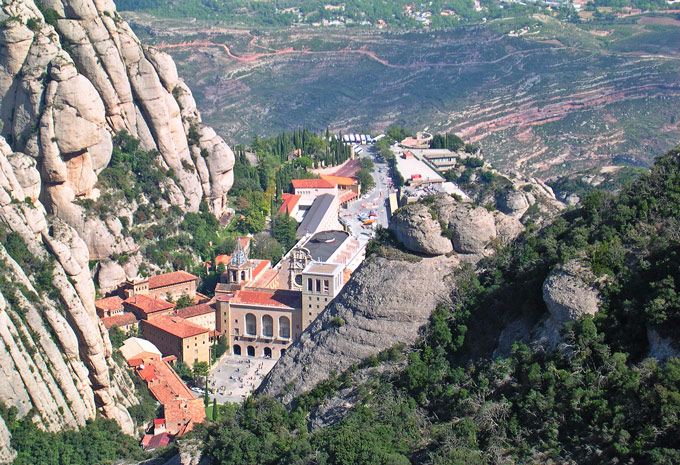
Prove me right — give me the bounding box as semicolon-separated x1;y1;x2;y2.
307;278;313;292
234;328;239;335
324;280;329;292
316;279;321;292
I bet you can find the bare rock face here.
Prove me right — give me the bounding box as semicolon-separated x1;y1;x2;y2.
260;254;459;404
0;0;235;258
498;189;531;218
389;203;453;255
0;137;135;456
542;260;600;324
440;203;497;254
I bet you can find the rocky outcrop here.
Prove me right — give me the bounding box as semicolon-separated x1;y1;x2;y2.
0;136;137;448
531;260;601;350
260;254;459;404
389;203;453;255
542;260;600;324
0;0;235;259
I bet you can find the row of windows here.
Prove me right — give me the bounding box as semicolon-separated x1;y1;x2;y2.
307;278;330;293
243;314;291;338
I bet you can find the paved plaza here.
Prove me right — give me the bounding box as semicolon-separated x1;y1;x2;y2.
208;355;277;403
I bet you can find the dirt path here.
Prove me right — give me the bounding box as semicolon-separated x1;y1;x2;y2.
156;40;398;67
156;37;680;71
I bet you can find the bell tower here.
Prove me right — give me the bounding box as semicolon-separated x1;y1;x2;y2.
226;239;252;284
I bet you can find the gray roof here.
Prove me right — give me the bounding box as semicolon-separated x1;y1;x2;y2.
297;194;336;238
302;230;349;262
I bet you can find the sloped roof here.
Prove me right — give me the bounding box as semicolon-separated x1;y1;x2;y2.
292;178;335;189
297;194;337;237
174;302;215;319
231;289;302;310
125;294;175;314
101;312;138;329
277;193;301;215
148;271;198;290
143;316;209;339
120;337;162;362
94;296;124;311
321;174;356;186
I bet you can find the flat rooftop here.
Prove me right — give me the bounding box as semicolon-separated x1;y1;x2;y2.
303;262;343;275
395;152;444;184
302;230;350;262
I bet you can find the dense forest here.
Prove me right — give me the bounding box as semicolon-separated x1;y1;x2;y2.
193;147;680;463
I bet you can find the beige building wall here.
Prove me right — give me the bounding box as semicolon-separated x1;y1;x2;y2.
149;280;197;301
216;299;302;359
184;312;216;331
301;263;343;327
141;322;210;368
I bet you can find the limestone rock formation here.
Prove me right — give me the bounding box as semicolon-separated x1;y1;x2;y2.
389;203;453;255
542;260;600;324
0;0;237;454
0;134;138;458
0;0;235;259
530;260;601;350
442;204;497;254
260;254;458;404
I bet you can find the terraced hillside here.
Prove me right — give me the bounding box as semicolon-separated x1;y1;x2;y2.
124;13;680;177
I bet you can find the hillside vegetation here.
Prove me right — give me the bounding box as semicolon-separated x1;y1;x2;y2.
194;147;680;464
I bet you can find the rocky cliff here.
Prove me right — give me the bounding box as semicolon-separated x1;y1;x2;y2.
1;0;235;258
260;253;459;405
0;0;235;459
261;187;570;404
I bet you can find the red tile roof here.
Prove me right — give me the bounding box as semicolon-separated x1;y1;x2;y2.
128;358;144;368
321;174;356;186
251;260;270;280
231;289;302;309
237;236;250;249
292;178;335;189
148;271;198;290
143;316;209;339
138;365;157;382
101;312;138;329
125;295;175;315
215;254;231;266
173;302;215;319
339;190;358;204
95;296;124;311
277;193;301;215
141;433;172;450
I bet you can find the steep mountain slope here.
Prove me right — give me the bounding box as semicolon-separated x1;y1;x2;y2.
200;148;680;465
0;0;235;459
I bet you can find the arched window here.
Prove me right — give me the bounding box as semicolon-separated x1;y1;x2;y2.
263;347;272;358
280;348;286;357
232;344;242;356
241;270;246;281
262;315;273;337
279;316;290;339
247;346;255;357
245;314;256;336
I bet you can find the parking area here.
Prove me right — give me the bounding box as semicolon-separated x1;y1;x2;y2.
341;146;392;246
208;355;277;403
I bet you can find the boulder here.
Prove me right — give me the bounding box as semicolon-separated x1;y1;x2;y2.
442;204;496;254
542;260;600;324
498;189;530;218
389;203;453;255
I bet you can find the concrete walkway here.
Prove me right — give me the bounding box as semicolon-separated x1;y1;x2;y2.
208;355;277;403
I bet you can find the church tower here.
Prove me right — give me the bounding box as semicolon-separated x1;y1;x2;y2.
226;239;252;284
